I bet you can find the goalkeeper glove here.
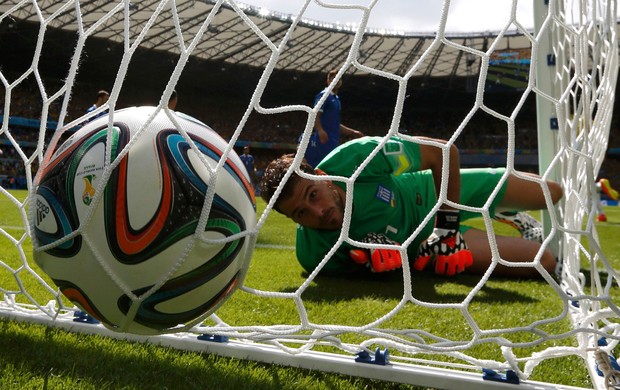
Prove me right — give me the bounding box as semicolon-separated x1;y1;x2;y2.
349;233;402;273
413;210;473;276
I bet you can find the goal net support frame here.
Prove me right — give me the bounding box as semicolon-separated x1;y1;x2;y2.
1;1;619;388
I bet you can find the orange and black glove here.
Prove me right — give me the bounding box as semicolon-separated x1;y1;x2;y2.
413;210;473;276
349;233;402;273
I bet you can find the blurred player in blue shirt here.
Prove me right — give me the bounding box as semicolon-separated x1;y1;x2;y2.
303;70;364;167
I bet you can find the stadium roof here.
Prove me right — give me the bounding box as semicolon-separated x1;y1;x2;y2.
1;0;536;78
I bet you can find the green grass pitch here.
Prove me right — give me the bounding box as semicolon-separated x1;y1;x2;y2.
1;189;619;389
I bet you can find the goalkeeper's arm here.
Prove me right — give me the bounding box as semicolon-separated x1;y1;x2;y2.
415;139;473;275
417;138;461;211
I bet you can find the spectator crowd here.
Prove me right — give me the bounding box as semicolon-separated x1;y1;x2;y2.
1;72;619;189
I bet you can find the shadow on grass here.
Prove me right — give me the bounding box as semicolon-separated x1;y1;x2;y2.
287;270;541;305
0;322;257;389
1;320;384;390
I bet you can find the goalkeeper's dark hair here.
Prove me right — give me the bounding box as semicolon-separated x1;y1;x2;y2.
259;154;314;213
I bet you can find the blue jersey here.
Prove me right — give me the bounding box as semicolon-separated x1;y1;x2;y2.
240;153;254;177
85;104;108;122
303;90;342;167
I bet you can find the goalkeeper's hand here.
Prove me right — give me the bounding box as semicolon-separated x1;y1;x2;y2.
413;210;473;276
349;233;402;273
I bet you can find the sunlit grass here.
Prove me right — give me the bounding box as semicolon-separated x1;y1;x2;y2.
1;190;620;388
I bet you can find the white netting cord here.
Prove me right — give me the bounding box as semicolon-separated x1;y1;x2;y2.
0;0;618;387
551;2;620;387
555;0;619;331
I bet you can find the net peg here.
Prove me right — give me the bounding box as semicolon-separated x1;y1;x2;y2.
355;348;389;365
72;310;100;325
482;369;519;384
197;334;229;343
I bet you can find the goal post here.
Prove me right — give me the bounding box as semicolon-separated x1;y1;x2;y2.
533;0;562;257
532;1;620;388
1;1;619;388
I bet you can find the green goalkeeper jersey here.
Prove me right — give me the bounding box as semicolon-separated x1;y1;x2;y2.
295;136;507;275
296;136;437;275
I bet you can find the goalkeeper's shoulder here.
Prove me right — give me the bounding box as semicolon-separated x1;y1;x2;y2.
322;135;416;163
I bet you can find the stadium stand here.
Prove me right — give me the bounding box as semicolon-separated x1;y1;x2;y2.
1;21;618;189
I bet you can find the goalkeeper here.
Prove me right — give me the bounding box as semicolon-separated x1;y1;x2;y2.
260;136;563;278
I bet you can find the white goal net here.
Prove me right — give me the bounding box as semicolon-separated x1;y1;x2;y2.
1;0;619;388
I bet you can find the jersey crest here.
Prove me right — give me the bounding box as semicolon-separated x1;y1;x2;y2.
375;184;396;207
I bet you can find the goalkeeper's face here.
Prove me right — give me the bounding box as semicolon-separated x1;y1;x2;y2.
277;177;345;230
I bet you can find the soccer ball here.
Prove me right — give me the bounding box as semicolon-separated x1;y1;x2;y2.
32;106;256;335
